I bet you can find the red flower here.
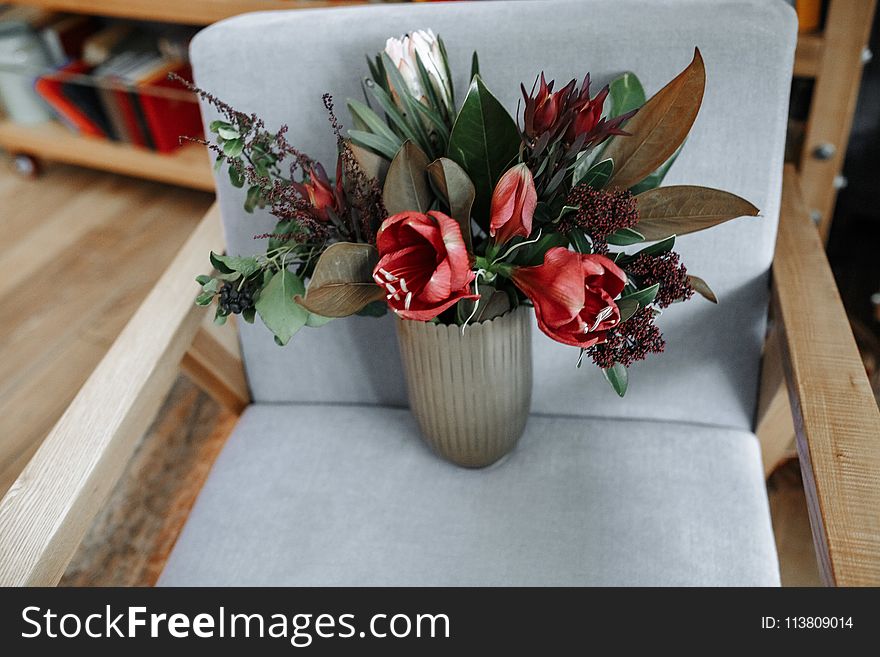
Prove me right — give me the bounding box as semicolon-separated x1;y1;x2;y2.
565;84;609;143
373;211;478;321
512;247;627;348
490;164;537;244
522;74;573;138
294;159;345;222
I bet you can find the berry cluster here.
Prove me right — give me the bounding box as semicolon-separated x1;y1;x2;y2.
626;251;694;308
588;307;665;369
218;282;256;315
559;186;639;252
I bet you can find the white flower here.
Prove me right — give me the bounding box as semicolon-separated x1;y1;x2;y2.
383;29;453;114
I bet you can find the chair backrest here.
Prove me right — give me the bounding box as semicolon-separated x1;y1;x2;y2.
190;0;796;431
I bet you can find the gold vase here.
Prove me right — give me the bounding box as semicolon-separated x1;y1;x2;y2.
395;306;533;468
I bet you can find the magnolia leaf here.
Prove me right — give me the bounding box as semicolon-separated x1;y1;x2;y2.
447;75;520;230
688;274;718;303
609;72;646;117
605;227;644;246
620;283;660;307
305;313;334;328
427;157;475;249
349;141;389;183
602;363;629;397
383;140;432;215
604;48;705;189
295;242;385;317
629;142;684;195
616;297;639;322
635;185;759;241
254;270;308;346
574;157;613;189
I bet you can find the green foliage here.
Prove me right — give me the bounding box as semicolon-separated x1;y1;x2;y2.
608;72;646;118
602;363;629;397
254;270;308;346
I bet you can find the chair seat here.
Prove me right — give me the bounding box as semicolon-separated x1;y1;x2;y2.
158;405;779;586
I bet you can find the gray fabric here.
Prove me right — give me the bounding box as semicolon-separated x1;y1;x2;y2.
159;404;779;586
190;0;795;430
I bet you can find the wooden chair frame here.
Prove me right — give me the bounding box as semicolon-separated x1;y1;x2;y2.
1;165;878;587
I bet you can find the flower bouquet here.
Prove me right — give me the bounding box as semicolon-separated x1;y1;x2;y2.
191;31;757;466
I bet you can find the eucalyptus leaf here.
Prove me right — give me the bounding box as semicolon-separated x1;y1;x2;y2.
217;126;240;140
254;270;308;346
602;363;629;397
242;306;256;324
222;137;245;158
195;291;214;306
447;75;520;230
210;252;260;278
244;185;261;213
383;140;432;214
305;313;335;328
228;166;245;188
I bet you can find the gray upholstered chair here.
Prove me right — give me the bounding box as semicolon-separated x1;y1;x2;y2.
2;0;879;587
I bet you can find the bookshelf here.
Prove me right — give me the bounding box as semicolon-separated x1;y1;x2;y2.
0;1;372;190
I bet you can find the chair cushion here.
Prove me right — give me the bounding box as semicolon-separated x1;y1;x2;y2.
158;404;780;586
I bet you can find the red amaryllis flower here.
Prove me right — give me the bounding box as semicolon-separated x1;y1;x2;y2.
512;247;627;348
490;163;537;244
373;210;478;321
293;158;345;222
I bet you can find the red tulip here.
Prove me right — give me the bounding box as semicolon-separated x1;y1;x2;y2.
294;159;345;222
373;210;477;321
512;247;626;348
490;164;537;244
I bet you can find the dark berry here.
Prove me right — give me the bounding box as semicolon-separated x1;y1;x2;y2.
218;281;255;315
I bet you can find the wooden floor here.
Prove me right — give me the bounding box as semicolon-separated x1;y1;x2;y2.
0;161;821;586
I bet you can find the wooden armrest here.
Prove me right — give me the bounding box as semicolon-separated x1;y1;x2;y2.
0;204;225;586
774;165;880;586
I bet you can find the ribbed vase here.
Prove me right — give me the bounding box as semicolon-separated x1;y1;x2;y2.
395;306;533;468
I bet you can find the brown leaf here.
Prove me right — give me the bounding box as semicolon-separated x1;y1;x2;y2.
688;274;717;303
603;48;705;190
426;157;474;249
382;140;431;214
295;242;385;317
635;185;759;241
349;140;389;183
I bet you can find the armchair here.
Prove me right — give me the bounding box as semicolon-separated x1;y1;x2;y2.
1;0;878;586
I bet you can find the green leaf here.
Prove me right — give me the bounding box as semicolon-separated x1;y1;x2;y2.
609;72;646;117
228;166;245;189
213;154;225;172
574;157;613;189
214;310;228;326
446;75;520;231
201;278;219;293
349;129;399;160
222;137;245;158
254;270;308;346
470;51;480;81
629;143;683;195
635;235;676;257
242;306;256;324
244;185;261;213
217;125;240;140
195;291;214;306
209;120;231;132
620;282;660;307
635;185;760;241
380;52;432;152
605;227;645;246
568;228;592;254
616;297;639;322
210;252;260;278
305;313;334;328
361;83;421;147
295;243;385;317
511;232;569;266
195;274;212;286
347;98;403;150
602;363;629;397
382;140;432;214
426;157;475;249
688;274;717;303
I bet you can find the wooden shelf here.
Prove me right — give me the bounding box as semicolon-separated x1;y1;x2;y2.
794;32;824;78
6;0;369;26
0;120;215;191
